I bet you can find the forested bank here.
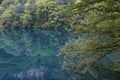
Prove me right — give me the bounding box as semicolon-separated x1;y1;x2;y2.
0;0;120;80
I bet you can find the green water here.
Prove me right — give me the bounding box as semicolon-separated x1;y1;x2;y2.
0;29;120;80
0;29;68;80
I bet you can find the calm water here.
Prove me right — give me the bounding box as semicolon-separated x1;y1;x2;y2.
0;29;69;80
0;29;120;80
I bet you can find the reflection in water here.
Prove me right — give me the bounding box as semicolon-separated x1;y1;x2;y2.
0;29;120;80
0;29;69;80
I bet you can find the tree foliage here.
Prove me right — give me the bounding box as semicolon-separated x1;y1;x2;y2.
0;0;61;29
59;0;120;76
0;0;120;79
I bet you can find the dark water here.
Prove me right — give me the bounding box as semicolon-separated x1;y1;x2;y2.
0;29;120;80
0;29;70;80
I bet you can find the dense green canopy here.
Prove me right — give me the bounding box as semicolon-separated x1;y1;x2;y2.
0;0;120;80
59;0;120;75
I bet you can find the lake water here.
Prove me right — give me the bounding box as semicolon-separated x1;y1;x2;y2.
0;29;120;80
0;29;70;80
